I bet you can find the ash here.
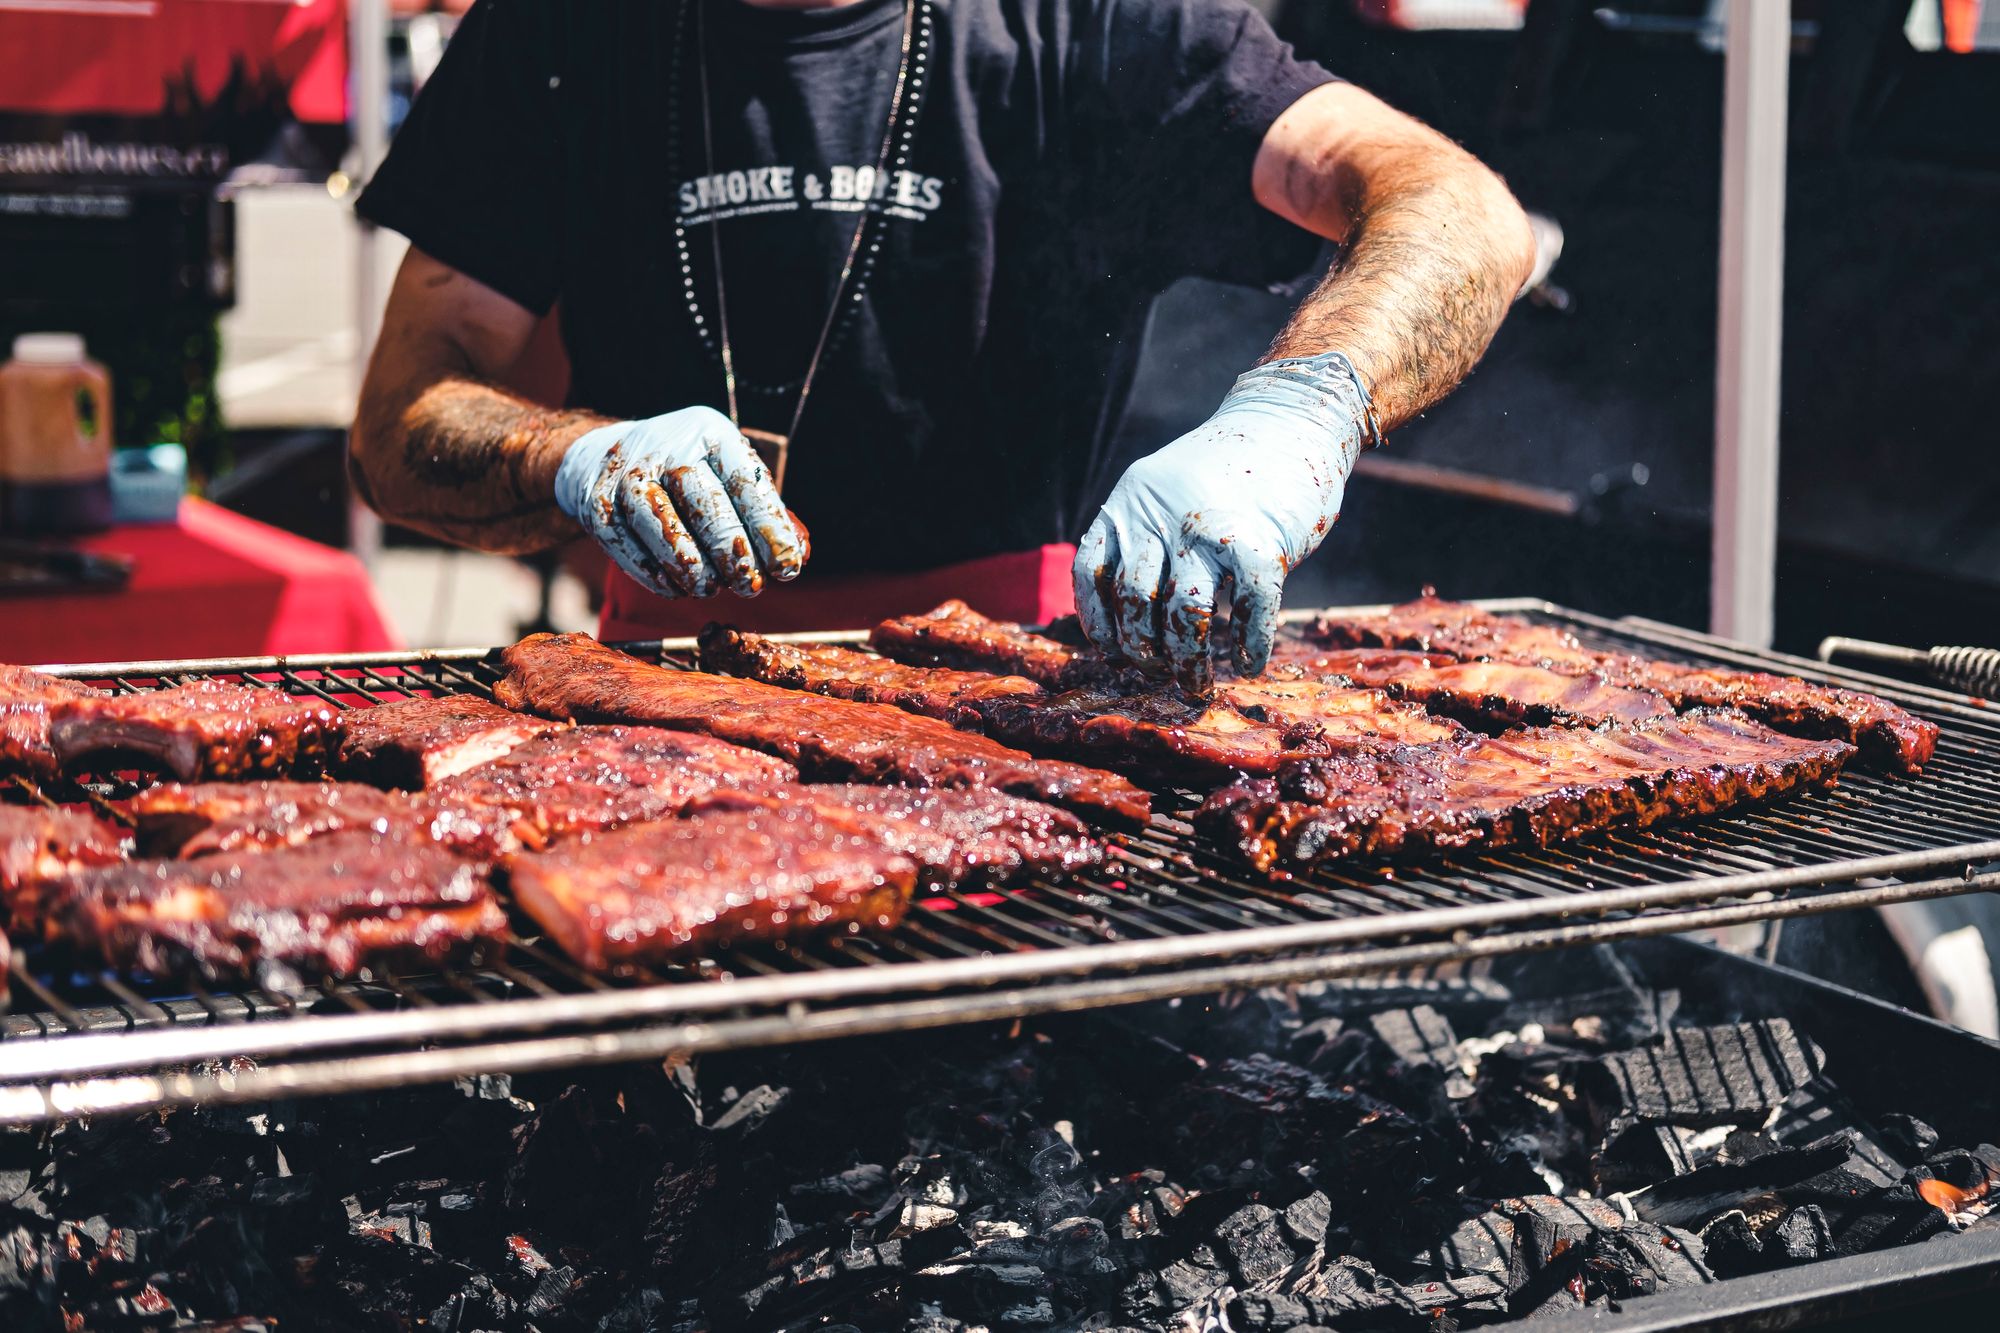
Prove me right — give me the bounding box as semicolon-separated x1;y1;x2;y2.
2;947;1995;1331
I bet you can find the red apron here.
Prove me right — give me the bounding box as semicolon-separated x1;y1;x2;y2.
598;543;1078;641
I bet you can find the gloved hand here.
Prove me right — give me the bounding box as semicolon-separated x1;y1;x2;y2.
555;406;806;599
1073;352;1377;695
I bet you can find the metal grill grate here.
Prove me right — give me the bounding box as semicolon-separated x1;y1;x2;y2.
1;599;1995;1122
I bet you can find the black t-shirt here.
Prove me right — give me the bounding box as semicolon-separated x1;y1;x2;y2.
359;0;1335;574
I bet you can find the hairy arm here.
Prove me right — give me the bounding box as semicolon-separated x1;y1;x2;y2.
349;248;604;553
1252;83;1537;431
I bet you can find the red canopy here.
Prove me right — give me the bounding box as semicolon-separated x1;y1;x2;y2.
0;0;347;124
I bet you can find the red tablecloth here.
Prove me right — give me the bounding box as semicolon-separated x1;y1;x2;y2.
5;499;398;666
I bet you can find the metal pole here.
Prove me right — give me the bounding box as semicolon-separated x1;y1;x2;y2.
349;0;390;568
1711;0;1790;646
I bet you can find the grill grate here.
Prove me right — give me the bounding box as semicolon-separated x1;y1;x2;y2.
2;599;1996;1122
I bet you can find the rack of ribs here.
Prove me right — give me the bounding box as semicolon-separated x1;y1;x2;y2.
505;803;918;972
701;625;1464;784
0;803;130;935
1;665;104;781
871;603;1675;738
48;679;343;781
53;826;507;982
682;784;1104;889
493;634;1152;828
1197;710;1856;872
335;695;556;788
1310;596;1938;773
428;725;800;852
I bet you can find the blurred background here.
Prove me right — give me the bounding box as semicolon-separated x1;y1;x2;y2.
0;0;1994;657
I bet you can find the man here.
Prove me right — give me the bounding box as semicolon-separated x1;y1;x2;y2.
349;0;1533;692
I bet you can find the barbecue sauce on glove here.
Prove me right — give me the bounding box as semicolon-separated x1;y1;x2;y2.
1074;352;1375;695
555;406;806;599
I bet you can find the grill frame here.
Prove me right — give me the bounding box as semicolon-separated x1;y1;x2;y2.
2;598;1996;1122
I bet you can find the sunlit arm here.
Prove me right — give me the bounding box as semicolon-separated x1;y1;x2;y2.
1252;82;1538;430
348;248;605;553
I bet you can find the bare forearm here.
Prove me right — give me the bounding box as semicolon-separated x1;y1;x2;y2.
348;248;605;553
1259;108;1535;431
351;367;604;554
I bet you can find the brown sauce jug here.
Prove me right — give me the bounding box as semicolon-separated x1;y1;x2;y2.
0;332;114;536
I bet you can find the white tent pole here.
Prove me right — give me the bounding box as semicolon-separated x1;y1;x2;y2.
1711;0;1790;646
349;0;390;568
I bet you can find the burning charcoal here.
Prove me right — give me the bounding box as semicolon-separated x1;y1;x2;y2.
1580;1019;1824;1138
1215;1202;1300;1287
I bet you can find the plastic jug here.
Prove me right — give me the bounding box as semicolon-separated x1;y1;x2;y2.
0;332;114;536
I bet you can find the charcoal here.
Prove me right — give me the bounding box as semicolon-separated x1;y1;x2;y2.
1368;1006;1458;1067
1231;1258;1508;1327
1879;1113;1940;1163
710;1083;790;1135
1580;1019;1824;1137
1281;1191;1332;1249
1771;1080;1906;1186
1630;1135;1856;1231
1215;1202;1300;1287
1699;1210;1765;1275
1620;1221;1712;1288
1404;1210;1517;1284
1771;1205;1835;1262
1596;1123;1697;1193
1367;1005;1476;1099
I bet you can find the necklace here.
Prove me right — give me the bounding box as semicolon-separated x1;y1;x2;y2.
671;0;927;493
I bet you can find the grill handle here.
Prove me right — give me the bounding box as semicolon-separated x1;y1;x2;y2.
1818;637;2000;699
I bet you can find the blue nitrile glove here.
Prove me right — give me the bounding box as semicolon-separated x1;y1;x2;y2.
1073;352;1378;695
555;406;805;599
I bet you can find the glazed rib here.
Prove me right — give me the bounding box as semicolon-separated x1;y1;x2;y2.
493;634;1151;828
872;599;1082;688
48;679;342;780
430;724;799;852
0;665;103;781
702;625;1462;784
1197;710;1855;872
127;780;415;858
335;694;555;789
55;827;507;982
1310;596;1938;773
0;803;129;934
505;803;917;972
682;784;1103;889
127;727;796;863
1265;646;1677;730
